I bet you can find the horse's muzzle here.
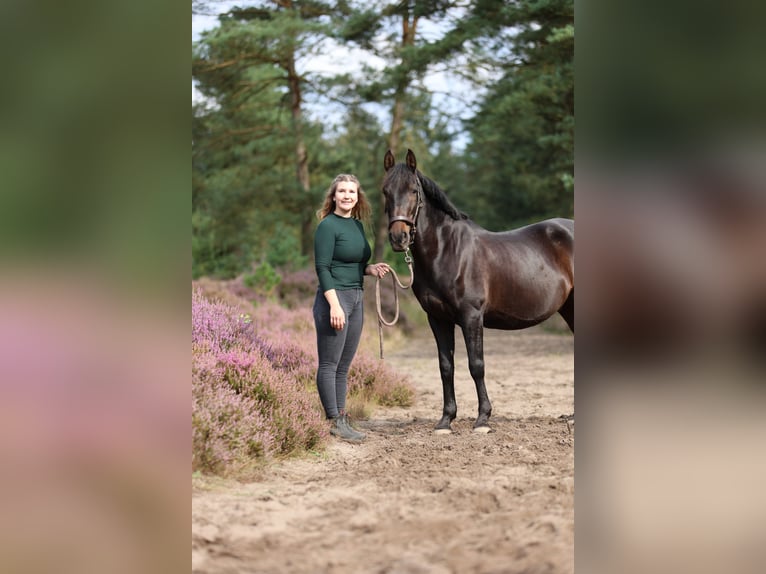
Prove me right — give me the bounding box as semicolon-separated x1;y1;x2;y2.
388;221;412;252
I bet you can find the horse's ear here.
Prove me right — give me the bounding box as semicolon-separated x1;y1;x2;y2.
384;149;395;172
406;148;417;172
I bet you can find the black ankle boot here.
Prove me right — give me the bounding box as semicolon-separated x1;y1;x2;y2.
330;414;365;442
341;413;366;440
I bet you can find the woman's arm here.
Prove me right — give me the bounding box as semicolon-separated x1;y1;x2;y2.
314;221;337;293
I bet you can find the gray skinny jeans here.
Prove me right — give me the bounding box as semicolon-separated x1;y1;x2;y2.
312;288;364;419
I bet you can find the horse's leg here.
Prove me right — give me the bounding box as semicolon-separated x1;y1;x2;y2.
460;315;492;432
558;288;574;333
427;315;457;434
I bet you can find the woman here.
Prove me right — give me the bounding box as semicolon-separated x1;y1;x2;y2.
313;174;391;442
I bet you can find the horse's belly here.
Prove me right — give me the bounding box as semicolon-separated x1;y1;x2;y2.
483;277;569;328
483;312;547;330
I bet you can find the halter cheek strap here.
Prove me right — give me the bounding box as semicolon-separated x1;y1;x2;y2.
387;186;424;247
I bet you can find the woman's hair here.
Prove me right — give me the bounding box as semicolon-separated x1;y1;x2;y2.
316;173;372;225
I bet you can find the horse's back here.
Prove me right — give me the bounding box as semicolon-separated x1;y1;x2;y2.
523;217;573;244
484;217;573;256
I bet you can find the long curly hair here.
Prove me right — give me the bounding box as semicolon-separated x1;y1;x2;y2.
315;174;372;225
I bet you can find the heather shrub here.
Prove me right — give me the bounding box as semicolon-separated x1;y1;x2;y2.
192;375;274;476
206;266;315;310
217;348;325;454
192;278;415;478
192;287;327;477
194;276;251;311
277;268;318;309
347;353;415;407
193;341;327;476
192;289;261;351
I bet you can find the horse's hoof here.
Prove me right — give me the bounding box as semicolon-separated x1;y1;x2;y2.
473;426;492;434
434;428;452;435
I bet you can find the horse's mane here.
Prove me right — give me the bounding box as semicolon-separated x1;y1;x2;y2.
417;171;469;221
384;163;469;220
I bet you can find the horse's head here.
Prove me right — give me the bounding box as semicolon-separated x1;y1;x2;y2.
382;149;424;252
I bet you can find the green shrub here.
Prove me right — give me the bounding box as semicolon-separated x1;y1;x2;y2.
244;261;281;296
265;224;308;270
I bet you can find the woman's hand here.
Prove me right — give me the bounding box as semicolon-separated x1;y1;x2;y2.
330;303;345;330
367;263;392;278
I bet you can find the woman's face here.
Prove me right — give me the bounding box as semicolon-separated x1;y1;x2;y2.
334;181;359;216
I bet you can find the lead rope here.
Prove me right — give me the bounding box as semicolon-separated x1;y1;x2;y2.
375;248;414;359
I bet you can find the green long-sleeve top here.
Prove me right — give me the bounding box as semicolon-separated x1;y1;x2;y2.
314;213;372;292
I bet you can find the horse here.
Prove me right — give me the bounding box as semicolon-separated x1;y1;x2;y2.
382;149;574;434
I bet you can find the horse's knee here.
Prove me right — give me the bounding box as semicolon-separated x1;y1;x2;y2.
468;358;485;380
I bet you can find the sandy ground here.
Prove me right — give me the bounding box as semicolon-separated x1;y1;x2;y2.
192;326;574;574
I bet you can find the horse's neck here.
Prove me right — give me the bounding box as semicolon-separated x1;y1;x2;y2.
412;204;451;260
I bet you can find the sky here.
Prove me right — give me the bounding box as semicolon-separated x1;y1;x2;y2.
192;3;488;151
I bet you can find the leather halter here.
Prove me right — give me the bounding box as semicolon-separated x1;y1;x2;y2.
387;181;424;247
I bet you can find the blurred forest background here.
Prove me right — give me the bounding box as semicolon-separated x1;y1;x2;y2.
192;0;573;280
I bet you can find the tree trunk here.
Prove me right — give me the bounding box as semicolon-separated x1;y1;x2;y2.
373;10;418;262
286;54;313;257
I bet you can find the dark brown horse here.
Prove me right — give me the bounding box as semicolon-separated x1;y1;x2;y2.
383;149;574;433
